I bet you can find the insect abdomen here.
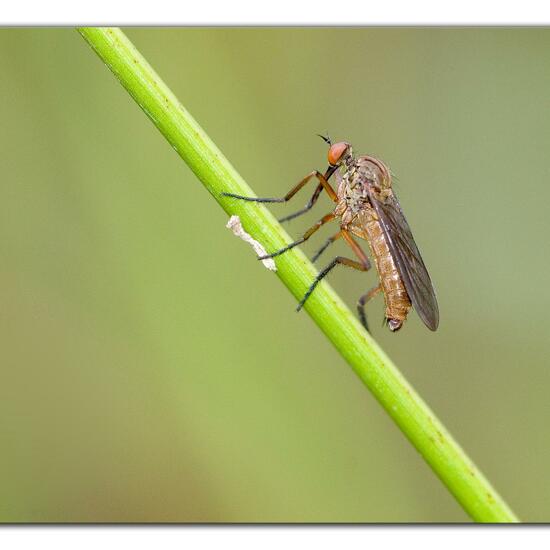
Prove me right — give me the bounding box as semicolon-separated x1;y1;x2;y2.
365;218;412;330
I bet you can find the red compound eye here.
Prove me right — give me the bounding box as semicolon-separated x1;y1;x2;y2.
327;142;349;166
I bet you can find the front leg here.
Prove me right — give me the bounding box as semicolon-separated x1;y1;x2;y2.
222;167;338;206
279;166;343;223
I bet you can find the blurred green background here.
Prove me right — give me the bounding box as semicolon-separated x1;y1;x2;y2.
0;28;549;522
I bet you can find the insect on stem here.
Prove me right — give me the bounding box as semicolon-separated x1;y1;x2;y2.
223;139;439;333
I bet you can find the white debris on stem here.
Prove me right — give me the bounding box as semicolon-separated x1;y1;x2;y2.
226;215;277;272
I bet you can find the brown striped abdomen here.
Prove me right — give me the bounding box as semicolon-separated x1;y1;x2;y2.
364;217;411;329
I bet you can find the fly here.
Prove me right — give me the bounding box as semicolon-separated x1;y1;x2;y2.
223;136;439;332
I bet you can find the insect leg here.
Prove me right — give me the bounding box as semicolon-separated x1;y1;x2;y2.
357;285;382;332
297;230;371;311
278;182;323;223
280;167;342;223
258;213;335;260
222;168;338;206
340;230;371;266
297;255;370;311
311;230;342;263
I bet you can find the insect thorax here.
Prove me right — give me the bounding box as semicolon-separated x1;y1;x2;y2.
340;158;386;211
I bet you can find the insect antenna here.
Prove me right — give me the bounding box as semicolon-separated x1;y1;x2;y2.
317;133;332;146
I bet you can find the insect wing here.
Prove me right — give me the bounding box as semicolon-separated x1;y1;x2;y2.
368;190;439;331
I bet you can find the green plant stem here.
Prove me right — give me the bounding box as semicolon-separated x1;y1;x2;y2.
77;27;518;523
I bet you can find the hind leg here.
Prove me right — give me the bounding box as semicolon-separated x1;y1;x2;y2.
311;230;342;263
297;230;371;311
357;285;382;331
